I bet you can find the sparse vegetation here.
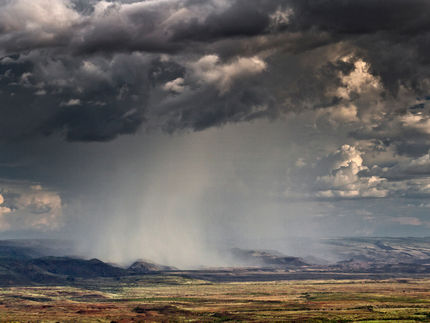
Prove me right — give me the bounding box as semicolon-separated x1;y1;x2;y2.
1;277;430;322
1;238;430;321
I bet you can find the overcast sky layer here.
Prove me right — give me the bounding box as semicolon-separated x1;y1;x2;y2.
1;0;430;267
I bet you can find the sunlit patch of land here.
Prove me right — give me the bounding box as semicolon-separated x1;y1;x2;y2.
1;276;430;322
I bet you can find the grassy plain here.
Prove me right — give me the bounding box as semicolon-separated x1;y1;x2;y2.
1;276;430;322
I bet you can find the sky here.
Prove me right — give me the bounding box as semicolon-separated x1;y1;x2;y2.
1;0;430;267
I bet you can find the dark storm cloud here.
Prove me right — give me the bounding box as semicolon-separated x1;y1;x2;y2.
288;0;430;35
4;0;430;259
159;84;276;132
170;0;275;42
0;52;149;141
1;0;430;143
284;0;430;96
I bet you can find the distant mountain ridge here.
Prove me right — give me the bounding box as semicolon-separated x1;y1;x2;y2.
0;238;430;286
230;248;309;268
0;240;173;286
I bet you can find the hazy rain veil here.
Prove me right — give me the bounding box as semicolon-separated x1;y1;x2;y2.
2;0;430;268
68;132;230;268
66;121;335;268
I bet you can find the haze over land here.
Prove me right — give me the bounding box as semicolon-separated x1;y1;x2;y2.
1;0;430;268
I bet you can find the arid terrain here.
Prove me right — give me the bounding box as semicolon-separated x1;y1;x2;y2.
1;277;430;322
1;238;430;322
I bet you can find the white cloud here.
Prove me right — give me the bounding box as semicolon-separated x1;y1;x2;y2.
317;104;359;124
269;7;293;30
0;193;12;231
335;58;381;100
0;183;63;231
0;0;80;55
190;55;267;93
400;113;430;135
163;77;186;93
315;145;388;198
61;98;81;106
0;0;80;32
15;189;62;230
0;194;11;215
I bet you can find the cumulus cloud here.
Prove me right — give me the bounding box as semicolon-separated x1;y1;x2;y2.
0;193;12;218
3;0;430;259
0;0;81;54
0;0;429;143
163;77;186;93
315;145;388;199
1;0;430;216
333;58;381;100
0;182;63;231
316;105;359;125
190;55;267;93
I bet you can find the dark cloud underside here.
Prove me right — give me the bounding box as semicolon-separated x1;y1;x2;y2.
2;0;430;254
0;0;429;142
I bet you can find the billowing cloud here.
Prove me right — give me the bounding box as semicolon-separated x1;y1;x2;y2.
0;193;12;216
313;145;388;199
1;0;430;260
0;0;429;143
190;55;267;93
0;182;63;231
163;77;186;94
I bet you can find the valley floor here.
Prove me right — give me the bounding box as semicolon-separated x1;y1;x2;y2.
1;276;430;322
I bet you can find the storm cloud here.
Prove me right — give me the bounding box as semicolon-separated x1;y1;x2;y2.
0;0;429;141
1;0;430;266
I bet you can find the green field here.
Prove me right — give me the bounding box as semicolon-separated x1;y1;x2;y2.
1;276;430;322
